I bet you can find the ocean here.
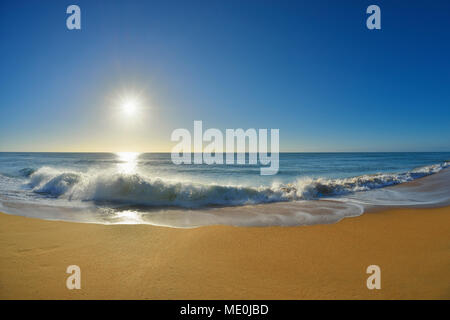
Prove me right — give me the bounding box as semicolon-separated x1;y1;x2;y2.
0;152;449;227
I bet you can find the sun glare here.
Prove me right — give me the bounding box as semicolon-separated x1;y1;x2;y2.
121;97;139;116
116;152;140;173
111;88;148;124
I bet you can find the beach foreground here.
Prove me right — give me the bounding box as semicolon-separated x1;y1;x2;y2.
0;207;449;299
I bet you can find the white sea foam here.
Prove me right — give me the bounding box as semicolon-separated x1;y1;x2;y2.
22;161;450;208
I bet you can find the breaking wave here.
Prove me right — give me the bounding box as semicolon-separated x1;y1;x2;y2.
23;161;450;208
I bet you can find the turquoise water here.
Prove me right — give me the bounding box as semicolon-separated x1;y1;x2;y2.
0;152;449;227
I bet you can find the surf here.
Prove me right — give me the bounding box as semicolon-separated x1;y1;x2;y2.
1;152;449;227
19;161;450;209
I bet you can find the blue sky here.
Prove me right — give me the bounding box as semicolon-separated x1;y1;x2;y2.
0;0;449;152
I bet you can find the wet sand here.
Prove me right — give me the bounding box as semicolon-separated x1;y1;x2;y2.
0;205;449;299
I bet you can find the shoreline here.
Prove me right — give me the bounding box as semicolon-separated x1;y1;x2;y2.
1;206;449;299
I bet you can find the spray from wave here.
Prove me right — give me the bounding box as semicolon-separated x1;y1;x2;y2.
23;162;450;209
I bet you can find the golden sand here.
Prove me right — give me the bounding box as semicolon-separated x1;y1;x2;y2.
0;206;449;299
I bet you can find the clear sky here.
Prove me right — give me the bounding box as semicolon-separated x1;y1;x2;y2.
1;0;449;152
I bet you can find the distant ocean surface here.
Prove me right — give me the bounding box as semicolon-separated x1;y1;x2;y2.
0;152;449;227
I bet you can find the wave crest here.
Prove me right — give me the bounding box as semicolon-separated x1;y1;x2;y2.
24;162;449;208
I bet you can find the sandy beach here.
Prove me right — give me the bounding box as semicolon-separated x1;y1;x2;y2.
0;206;449;300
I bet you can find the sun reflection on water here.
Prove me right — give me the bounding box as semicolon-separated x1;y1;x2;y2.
116;152;140;174
114;210;142;224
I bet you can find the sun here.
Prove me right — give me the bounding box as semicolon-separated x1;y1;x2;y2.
121;96;140;116
122;97;138;116
111;89;147;122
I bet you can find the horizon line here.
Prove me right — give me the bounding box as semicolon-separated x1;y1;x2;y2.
1;151;450;154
